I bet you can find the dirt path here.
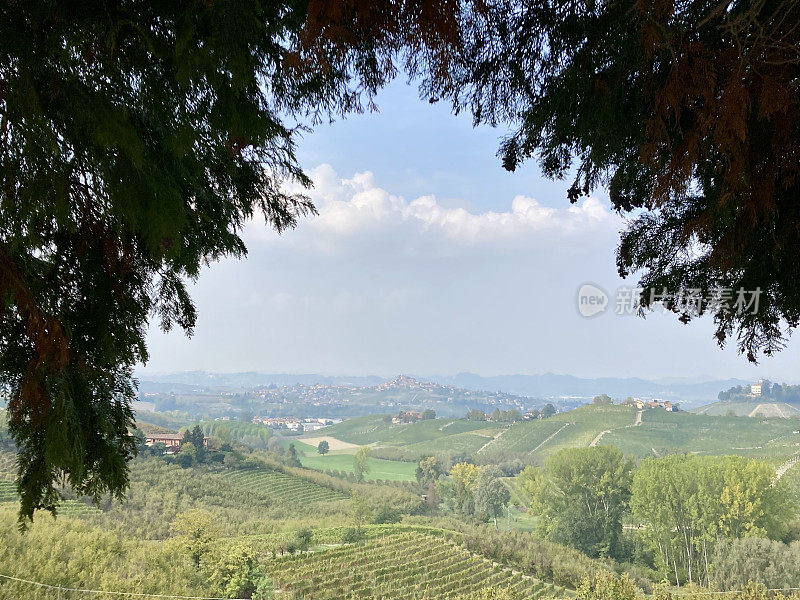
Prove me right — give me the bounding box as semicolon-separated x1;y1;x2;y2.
748;402;800;418
298;436;360;451
776;453;800;479
477;428;508;454
529;423;572;454
589;430;611;447
590;409;643;447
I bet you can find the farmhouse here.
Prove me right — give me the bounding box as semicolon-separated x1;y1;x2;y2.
392;410;422;424
750;379;764;397
645;400;679;411
144;433;209;449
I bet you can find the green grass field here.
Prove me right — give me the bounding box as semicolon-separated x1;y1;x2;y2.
319;415;500;447
299;452;418;481
282;436;418;481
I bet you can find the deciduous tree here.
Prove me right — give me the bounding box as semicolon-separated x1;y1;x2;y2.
353;447;371;483
631;454;793;585
531;447;633;559
474;466;510;529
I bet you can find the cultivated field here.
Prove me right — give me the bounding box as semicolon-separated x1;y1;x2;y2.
222;467;347;504
299;435;361;451
318;405;800;465
265;531;565;600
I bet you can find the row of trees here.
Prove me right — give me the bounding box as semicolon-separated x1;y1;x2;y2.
516;447;795;586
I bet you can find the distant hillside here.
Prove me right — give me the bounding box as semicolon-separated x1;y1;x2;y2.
320;404;800;463
694;400;800;418
696;381;800;417
427;373;751;408
134;374;544;420
137;371;384;391
135;370;758;410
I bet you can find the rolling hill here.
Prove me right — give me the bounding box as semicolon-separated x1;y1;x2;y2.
694;399;800;418
317;405;800;464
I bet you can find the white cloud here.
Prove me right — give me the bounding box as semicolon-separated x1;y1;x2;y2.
260;164;619;245
144;163;800;380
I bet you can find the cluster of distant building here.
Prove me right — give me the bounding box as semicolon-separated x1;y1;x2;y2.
143;433;209;452
391;409;437;424
622;398;680;411
250;416;340;432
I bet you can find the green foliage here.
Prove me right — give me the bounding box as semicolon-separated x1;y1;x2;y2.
531;447;633;559
350;491;372;529
440;462;482;515
293;527;314;552
467;409;487;421
416;456;444;487
710;537;800;591
540;404;557;419
354;446;372;483
432;0;800;360
317;440;330;455
341;526;367;544
287;443;302;467
474;466;511;528
0;508;207;598
195;420;270;447
176;441;198;468
576;572;642;600
373;504;402;524
182;425;207;462
631;454;794;585
207;541;273;599
167;509;220;568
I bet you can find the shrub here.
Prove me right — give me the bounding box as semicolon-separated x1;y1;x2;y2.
341;527;366;544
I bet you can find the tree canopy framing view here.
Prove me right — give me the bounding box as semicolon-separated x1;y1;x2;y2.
0;0;799;554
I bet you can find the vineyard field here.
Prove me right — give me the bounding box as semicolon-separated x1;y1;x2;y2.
0;481;100;516
0;450;16;479
0;480;15;503
482;420;566;454
265;532;565;600
222;467;346;504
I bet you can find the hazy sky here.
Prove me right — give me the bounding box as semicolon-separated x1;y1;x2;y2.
142;81;800;381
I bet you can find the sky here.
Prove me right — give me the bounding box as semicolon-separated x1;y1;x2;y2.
141;81;800;381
